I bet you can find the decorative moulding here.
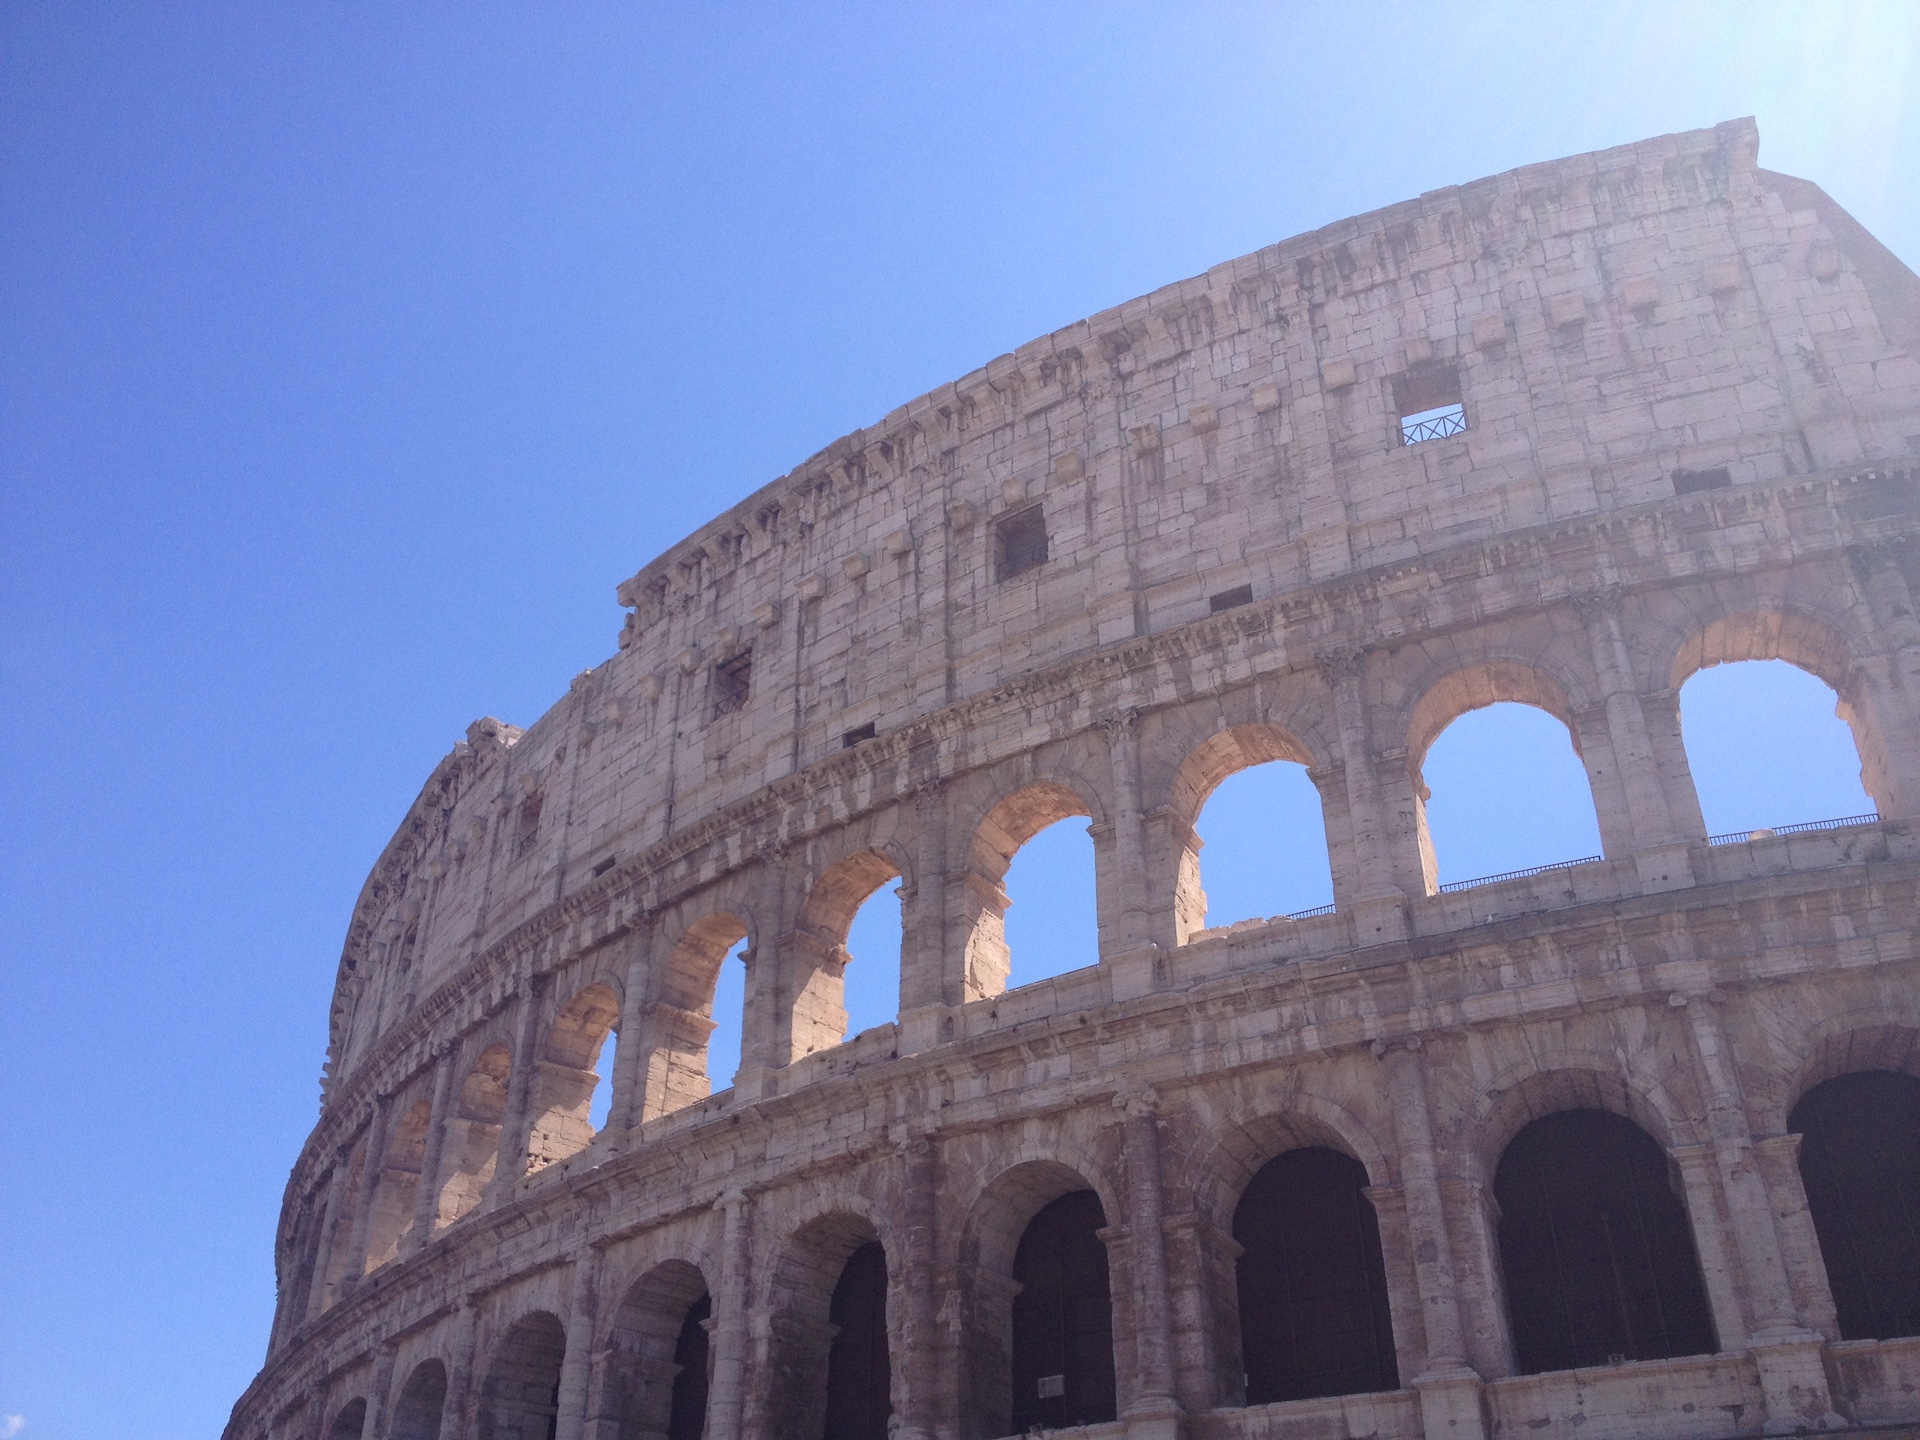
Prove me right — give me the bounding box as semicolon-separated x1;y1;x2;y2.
1000;476;1027;505
1320;358;1356;390
639;674;664;702
1188;403;1218;434
1550;292;1588;329
796;574;826;601
946;500;976;530
1128;422;1161;455
1471;313;1508;351
753;600;781;630
841;552;871;580
674;646;701;675
1054;452;1084;481
883;528;914;558
1250;380;1282;413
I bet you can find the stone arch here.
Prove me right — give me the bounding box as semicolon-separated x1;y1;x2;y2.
760;1210;892;1440
437;1040;512;1227
1164;722;1330;943
527;980;623;1173
365;1093;434;1270
1666;605;1886;817
596;1258;713;1440
1186;1096;1405;1405
1766;1012;1920;1134
477;1309;568;1440
390;1359;448;1440
959;774;1107;1000
786;844;909;1061
317;1142;370;1311
1403;659;1597;893
324;1397;367;1440
1469;1058;1697;1182
637;911;752;1120
955;1154;1125;1439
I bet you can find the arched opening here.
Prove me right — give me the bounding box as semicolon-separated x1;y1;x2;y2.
590;1029;620;1131
1416;693;1603;890
790;849;904;1062
1494;1110;1716;1374
762;1215;888;1440
527;982;622;1172
1679;659;1875;836
1233;1147;1397;1404
365;1097;433;1270
477;1310;567;1440
1791;1070;1920;1340
317;1144;369;1310
963;782;1099;998
1010;1191;1116;1432
639;914;749;1120
326;1398;367;1440
436;1043;511;1228
823;1241;892;1440
1171;725;1333;940
391;1359;448;1440
597;1260;712;1440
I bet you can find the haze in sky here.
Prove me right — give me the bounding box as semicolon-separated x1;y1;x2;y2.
2;5;1914;1437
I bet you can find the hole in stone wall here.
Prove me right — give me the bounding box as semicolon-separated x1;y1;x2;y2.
592;855;617;878
1193;761;1333;925
842;881;902;1038
588;1028;618;1131
1420;703;1602;887
1679;659;1873;834
1002;816;1098;988
705;938;749;1093
1672;466;1732;495
842;722;877;748
995;505;1049;580
1392;364;1467;445
712;650;752;716
1209;583;1254;613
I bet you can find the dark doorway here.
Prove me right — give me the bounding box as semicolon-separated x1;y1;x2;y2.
1495;1110;1717;1374
476;1310;567;1440
1010;1190;1116;1431
822;1241;890;1440
667;1293;712;1440
391;1360;448;1440
1233;1147;1398;1403
1792;1069;1920;1340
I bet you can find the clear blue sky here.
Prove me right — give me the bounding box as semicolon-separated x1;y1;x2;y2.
2;5;1913;1437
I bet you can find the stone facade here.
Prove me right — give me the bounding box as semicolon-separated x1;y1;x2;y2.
228;120;1920;1440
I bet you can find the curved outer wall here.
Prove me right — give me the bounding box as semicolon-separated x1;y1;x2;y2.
232;120;1920;1440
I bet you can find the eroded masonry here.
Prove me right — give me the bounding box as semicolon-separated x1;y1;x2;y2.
229;121;1920;1440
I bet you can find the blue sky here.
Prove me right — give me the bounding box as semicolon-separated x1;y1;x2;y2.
1;5;1913;1437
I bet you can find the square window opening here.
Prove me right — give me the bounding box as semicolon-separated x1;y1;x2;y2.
1393;364;1468;445
1672;466;1732;495
842;722;877;749
995;506;1049;581
712;650;752;716
1209;584;1254;613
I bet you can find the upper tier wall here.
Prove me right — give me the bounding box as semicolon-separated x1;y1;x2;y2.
321;117;1920;1092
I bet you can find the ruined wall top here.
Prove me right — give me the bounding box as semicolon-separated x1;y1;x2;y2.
318;117;1920;1096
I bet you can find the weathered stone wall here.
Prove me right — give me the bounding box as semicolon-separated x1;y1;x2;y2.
231;121;1920;1440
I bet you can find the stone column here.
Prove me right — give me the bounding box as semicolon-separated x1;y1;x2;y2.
343;1095;392;1292
1116;1086;1179;1431
1673;991;1843;1432
707;1189;754;1440
1374;1040;1487;1440
1671;1142;1755;1351
1845;541;1920;821
443;1302;481;1440
1578;593;1695;890
555;1247;602;1440
1320;650;1411;939
361;1340;397;1440
899;781;950;1053
305;1150;352;1321
610;921;656;1139
490;973;549;1202
899;1135;941;1440
406;1046;456;1251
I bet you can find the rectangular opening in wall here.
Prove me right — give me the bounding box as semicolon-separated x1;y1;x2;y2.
1209;584;1254;613
995;505;1049;580
591;856;617;878
1392;364;1468;445
712;650;752;716
1672;466;1732;495
842;722;877;748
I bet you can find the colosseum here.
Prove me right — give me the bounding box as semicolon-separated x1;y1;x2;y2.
228;119;1920;1440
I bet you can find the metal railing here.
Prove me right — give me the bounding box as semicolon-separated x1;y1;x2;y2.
1286;902;1338;920
1707;812;1881;846
1399;404;1469;445
1439;854;1603;894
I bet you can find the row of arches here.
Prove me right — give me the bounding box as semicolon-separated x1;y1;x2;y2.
317;1066;1920;1440
298;616;1894;1307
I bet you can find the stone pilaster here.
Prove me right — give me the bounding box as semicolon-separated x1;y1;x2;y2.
405;1046;456;1252
555;1247;601;1440
707;1189;754;1440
